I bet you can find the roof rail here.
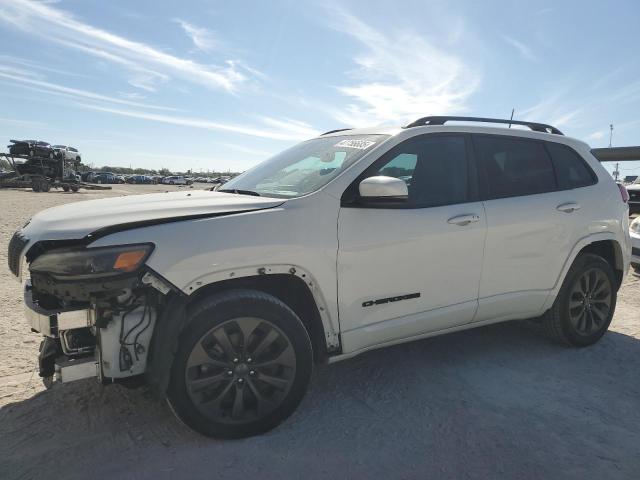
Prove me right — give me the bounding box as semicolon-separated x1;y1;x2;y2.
320;128;353;136
404;116;564;135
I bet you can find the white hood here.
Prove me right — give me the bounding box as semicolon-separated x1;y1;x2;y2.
21;190;285;242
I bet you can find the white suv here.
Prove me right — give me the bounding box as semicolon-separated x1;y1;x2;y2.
162;175;190;185
8;116;631;438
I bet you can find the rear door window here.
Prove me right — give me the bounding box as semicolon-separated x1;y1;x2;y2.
474;136;557;199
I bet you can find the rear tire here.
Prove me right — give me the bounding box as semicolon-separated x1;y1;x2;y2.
168;289;313;439
62;185;70;192
543;253;616;347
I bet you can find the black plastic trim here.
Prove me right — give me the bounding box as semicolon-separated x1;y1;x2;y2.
404;116;564;135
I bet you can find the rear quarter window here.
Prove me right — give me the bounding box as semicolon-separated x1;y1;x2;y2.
545;142;597;189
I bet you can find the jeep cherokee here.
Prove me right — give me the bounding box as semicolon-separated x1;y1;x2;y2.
8;116;631;438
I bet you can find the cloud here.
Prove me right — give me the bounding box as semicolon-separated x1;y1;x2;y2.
585;130;606;141
0;66;316;142
326;8;479;126
536;7;554;15
0;117;45;127
219;143;274;157
0;0;257;93
78;104;320;141
175;19;219;51
0;67;178;111
501;35;537;62
518;93;584;128
0;54;91;79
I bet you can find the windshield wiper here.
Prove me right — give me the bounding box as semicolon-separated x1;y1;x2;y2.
218;188;261;197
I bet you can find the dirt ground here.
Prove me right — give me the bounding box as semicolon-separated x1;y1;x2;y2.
1;185;639;480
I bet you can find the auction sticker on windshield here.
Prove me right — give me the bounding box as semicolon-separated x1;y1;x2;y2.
334;139;376;150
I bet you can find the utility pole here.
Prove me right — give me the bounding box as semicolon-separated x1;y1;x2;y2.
609;124;614;148
609;124;618;181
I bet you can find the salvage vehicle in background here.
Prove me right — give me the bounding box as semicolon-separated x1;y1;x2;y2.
8;116;631;439
93;172;118;184
81;171;96;182
162;175;190;185
631;217;640;274
128;175;155;184
627;181;640;215
8;139;55;158
52;145;81;162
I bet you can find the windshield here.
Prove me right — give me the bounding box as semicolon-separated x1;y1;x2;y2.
222;134;387;198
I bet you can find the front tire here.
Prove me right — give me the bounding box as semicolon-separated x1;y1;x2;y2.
168;289;313;439
543;253;616;347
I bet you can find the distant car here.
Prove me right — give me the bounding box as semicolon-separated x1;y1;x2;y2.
81;171;96;182
93;172;117;184
128;175;154;184
162;175;190;185
115;175;126;184
52;145;82;162
8;140;55;159
627;182;640;215
630;217;640;275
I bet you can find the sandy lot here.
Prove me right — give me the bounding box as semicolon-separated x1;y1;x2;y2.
1;185;639;480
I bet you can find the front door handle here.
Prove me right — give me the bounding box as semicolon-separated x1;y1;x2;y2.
556;202;581;213
447;214;480;226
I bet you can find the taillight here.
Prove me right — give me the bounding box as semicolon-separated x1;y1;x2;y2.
618;183;629;203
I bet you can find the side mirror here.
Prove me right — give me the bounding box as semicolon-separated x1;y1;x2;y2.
359;176;408;200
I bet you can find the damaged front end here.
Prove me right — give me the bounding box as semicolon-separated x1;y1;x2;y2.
19;239;174;388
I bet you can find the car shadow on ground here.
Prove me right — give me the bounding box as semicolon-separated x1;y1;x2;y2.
2;320;640;480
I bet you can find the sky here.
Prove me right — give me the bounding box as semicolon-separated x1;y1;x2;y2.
0;0;639;176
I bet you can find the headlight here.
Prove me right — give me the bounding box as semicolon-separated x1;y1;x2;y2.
30;244;153;281
631;217;640;235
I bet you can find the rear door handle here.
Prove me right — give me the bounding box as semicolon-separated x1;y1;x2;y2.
447;214;480;226
556;202;581;213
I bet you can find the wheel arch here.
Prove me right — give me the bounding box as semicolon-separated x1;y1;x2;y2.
579;239;624;288
188;274;335;365
541;233;626;312
146;270;339;399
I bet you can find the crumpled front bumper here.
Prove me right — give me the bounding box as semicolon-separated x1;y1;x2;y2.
23;281;92;337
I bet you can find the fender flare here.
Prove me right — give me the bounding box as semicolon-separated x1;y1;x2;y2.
540;232;624;311
183;264;340;351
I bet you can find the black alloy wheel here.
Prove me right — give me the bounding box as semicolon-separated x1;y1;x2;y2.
567;268;613;336
184;317;297;424
543;253;617;347
168;289;313;438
